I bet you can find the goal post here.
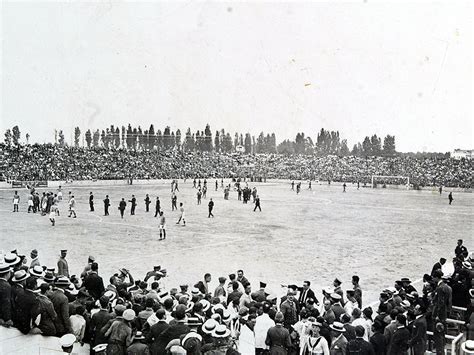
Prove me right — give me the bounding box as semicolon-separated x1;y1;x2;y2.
371;175;410;189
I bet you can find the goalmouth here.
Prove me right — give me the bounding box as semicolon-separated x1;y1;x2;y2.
371;175;410;189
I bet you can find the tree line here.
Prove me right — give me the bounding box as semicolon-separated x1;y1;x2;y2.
4;125;400;157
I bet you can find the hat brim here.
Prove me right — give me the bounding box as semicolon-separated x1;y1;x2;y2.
213;329;231;338
5;256;21;266
12;275;28;283
0;266;11;273
461;344;474;354
202;326;215;334
329;325;346;332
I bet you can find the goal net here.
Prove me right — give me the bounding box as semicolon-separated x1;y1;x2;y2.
371;175;410;189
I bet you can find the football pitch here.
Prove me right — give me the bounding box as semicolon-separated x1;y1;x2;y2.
0;180;472;306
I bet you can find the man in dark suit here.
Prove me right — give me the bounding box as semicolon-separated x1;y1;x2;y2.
408;305;427;355
144;194;151;212
13;277;40;334
129;195;137;215
389;314;410;355
251;282;268;303
146;309;170;355
455;239;468;258
89;192;94;211
0;263;13;327
431;258;446;276
119;198;127;218
346;325;375;355
154;305;189;355
103;195;110;216
298;280;317;308
369;320;386;355
227;282;243;305
49;277;72;336
352;275;363;309
195;273;212;297
89;295;114;349
237;269;250;288
432;270;452;355
154;197;161;217
83;262;105;300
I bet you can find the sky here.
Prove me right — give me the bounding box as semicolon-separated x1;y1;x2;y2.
1;1;472;152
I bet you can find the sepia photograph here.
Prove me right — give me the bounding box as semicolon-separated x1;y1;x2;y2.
0;0;472;354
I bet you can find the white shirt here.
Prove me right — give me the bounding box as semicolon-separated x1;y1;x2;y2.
70;314;86;342
254;313;275;349
293;320;311;355
302;336;330;355
238;324;256;355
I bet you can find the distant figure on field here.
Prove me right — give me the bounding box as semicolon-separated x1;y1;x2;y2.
159;212;166;240
119;198;127;218
208;198;214;218
89;192;94;212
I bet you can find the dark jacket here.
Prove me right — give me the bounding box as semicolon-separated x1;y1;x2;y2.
37;293;57;336
369;332;385;355
84;272;105;300
432;281;452;322
0;278;12;322
90;309;114;346
409;316;427;355
298;288;317;306
152;321;187;355
49;288;71;335
146;320;170;355
388;326;410;355
13;288;40;334
265;324;292;354
346;338;375;355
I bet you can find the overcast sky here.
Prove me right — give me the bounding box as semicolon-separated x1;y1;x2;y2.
1;1;472;152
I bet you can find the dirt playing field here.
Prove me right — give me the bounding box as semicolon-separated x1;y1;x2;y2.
0;180;472;306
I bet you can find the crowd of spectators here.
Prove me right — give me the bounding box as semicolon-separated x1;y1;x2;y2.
0;241;472;354
1;144;472;188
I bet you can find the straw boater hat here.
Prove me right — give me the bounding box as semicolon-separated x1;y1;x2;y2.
212;324;231;338
199;299;211;312
191;287;201;296
55;276;71;288
103;290;116;301
12;270;29;283
30;265;45;278
462;261;472;270
44;272;55;282
0;262;11;274
222;310;231;323
92;344;108;353
133;331;145;340
202;319;218;334
462;340;474;354
211;303;225;314
4;253;21;266
329;322;346;333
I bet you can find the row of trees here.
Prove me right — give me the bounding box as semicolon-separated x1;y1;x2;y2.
3;125;398;157
277;129;397;157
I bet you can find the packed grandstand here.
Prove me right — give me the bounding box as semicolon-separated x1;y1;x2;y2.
0;144;472;188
